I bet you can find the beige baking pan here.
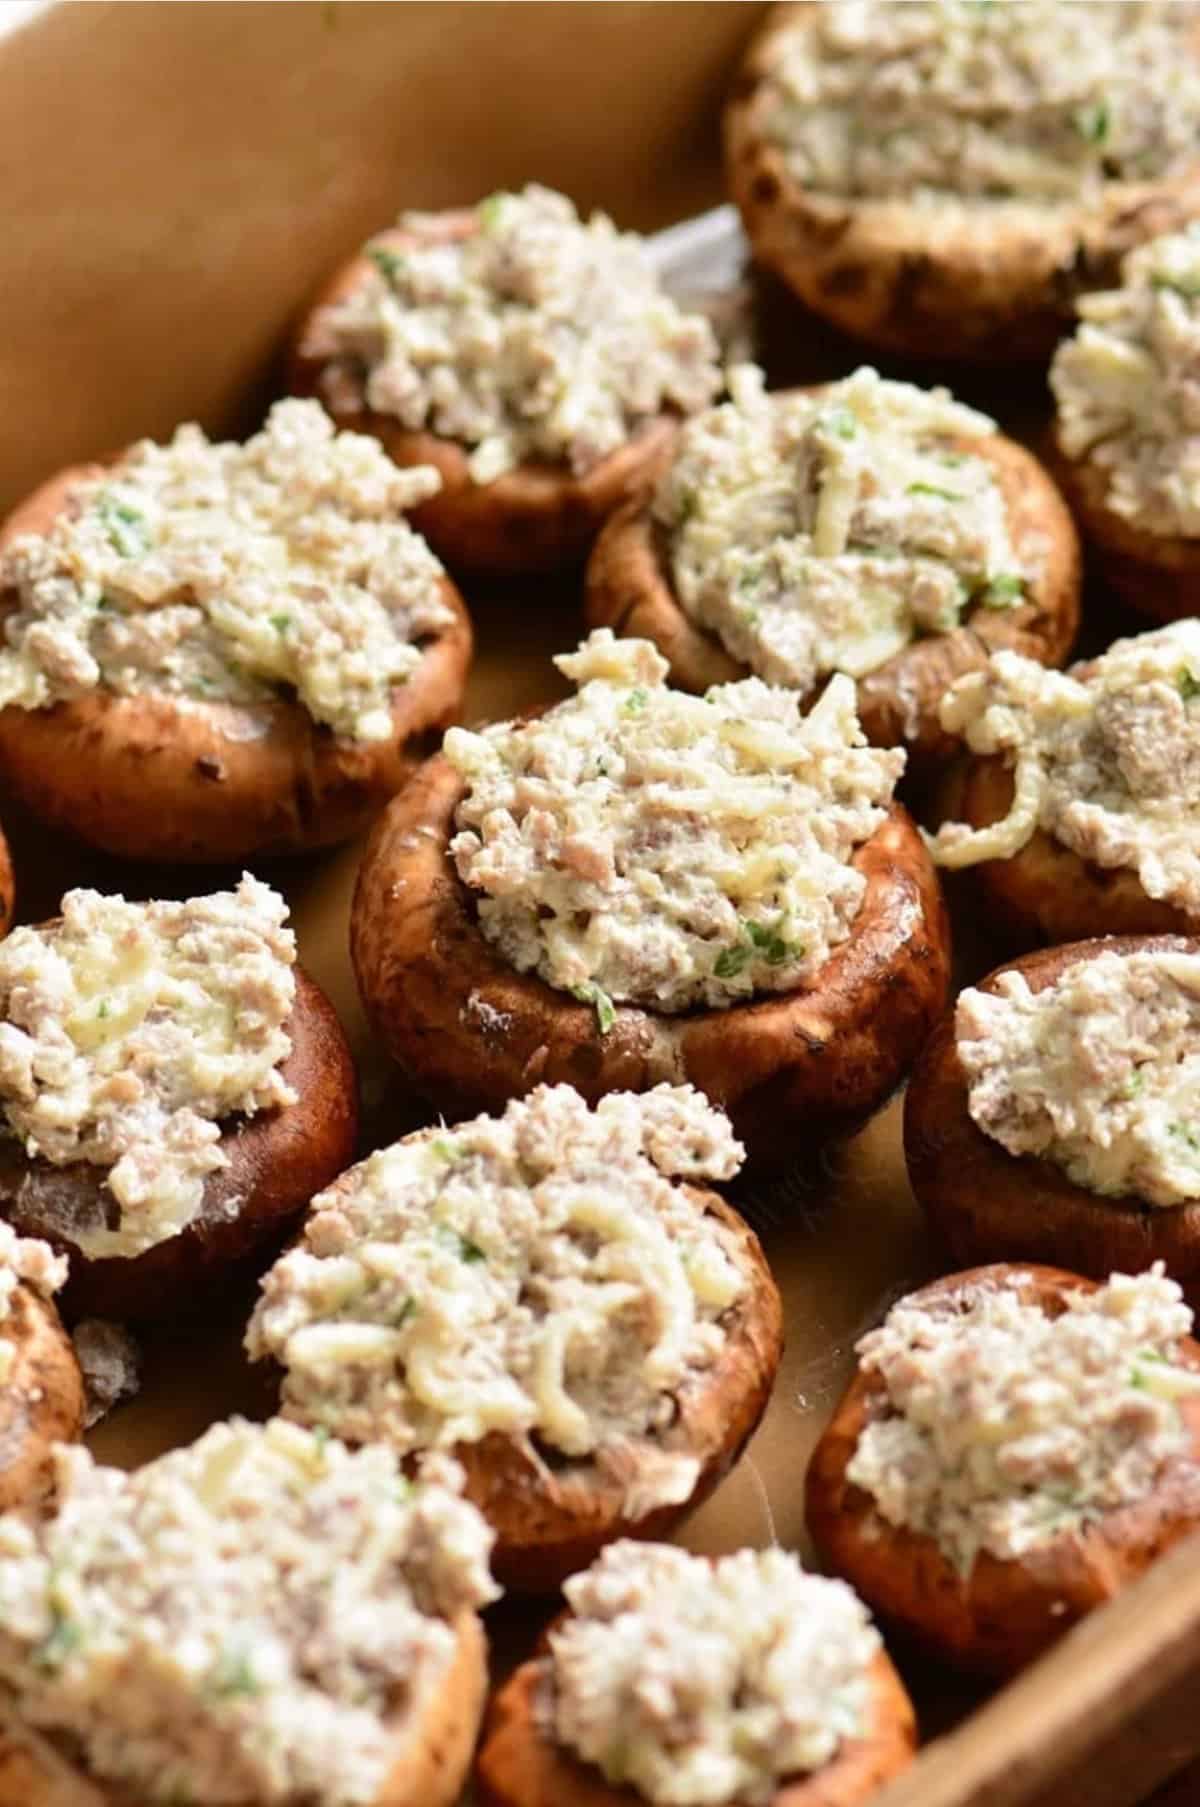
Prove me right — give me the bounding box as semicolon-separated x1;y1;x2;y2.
1;5;1199;1804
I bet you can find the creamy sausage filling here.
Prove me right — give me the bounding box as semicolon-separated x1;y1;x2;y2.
657;364;1028;694
849;1266;1200;1574
763;0;1200;205
0;1419;497;1807
0;877;296;1259
1052;226;1200;538
958;948;1200;1207
301;183;722;484
247;1085;746;1517
0;399;451;742
0;1222;65;1388
545;1542;880;1807
445;630;904;1014
929;621;1200;915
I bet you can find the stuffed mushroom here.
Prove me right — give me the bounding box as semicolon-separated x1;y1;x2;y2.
585;364;1080;767
1049;224;1200;621
350;630;951;1166
476;1541;915;1807
290;185;723;574
906;936;1200;1292
725;1;1200;364
807;1262;1200;1675
0;1223;83;1511
0;1418;495;1807
247;1084;783;1592
927;620;1200;946
0;399;472;863
0;876;357;1323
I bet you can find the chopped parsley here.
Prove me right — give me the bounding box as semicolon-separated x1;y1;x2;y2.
1152;273;1200;301
34;1611;82;1671
717;917;805;979
95;494;149;559
622;688;648;716
367;245;408;285
1170;1121;1200;1156
713;943;752;979
1179;668;1200;702
392;1297;417;1328
477;192;510;232
571;981;617;1035
269;613;292;635
676;489;699;524
1074;99;1110;146
822;407;858;441
209;1642;261;1699
96;999;110;1020
436;1226;486;1264
907;482;963;503
430;1136;461;1163
981;573;1025;608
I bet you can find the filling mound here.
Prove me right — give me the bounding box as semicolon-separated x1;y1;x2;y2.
849;1265;1200;1573
302;183;722;483
0;876;296;1259
0;399;451;742
547;1541;880;1807
763;0;1200;205
247;1085;747;1518
0;1419;497;1807
657;364;1028;696
1052;225;1200;538
929;620;1200;916
0;1222;65;1386
958;947;1200;1207
445;629;904;1015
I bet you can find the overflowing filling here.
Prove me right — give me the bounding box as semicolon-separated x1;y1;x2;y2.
0;1419;497;1807
849;1266;1200;1573
929;621;1200;915
958;948;1200;1206
657;364;1028;695
0;1223;65;1388
1052;226;1200;537
545;1541;880;1807
763;0;1200;205
0;877;296;1259
301;183;722;483
248;1086;746;1517
0;399;451;742
445;630;904;1014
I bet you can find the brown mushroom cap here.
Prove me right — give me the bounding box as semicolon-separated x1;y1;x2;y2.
585;419;1081;769
905;935;1200;1295
289;211;682;576
349;756;951;1167
0;964;358;1324
476;1642;915;1807
724;4;1200;365
0;821;14;945
0;460;473;864
270;1185;780;1594
1046;426;1200;624
0;1282;84;1512
806;1261;1200;1675
0;1610;488;1807
935;755;1199;950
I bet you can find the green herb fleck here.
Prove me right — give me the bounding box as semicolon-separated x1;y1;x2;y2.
822;407;857;441
907;482;963;503
1152;273;1200;301
436;1226;486;1264
713;943;753;980
1074;100;1110;146
571;982;617;1035
477;193;510;232
96;592;118;612
982;573;1025;608
95;494;149;559
368;245;408;285
430;1136;461;1163
392;1298;417;1328
35;1608;82;1672
96;999;109;1020
1125;1069;1145;1097
269;613;292;635
1180;668;1200;701
741;917;803;968
676;490;699;524
210;1643;261;1699
312;1426;331;1450
1170;1121;1200;1156
622;688;648;716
